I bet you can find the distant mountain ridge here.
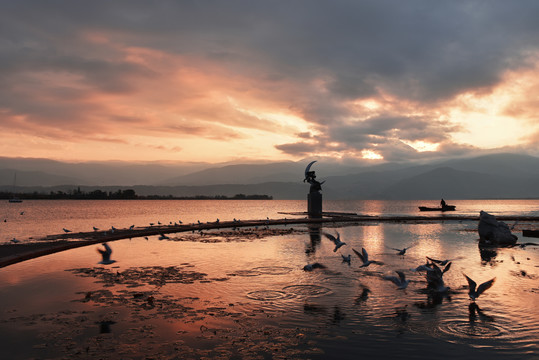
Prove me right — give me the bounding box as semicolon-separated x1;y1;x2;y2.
1;153;539;199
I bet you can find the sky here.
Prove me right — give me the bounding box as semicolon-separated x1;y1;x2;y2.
2;0;539;165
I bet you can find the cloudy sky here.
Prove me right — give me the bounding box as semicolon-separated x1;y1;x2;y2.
2;1;539;164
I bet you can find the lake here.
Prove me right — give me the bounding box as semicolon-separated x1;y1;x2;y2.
0;199;538;359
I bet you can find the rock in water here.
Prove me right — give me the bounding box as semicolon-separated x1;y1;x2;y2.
478;210;517;245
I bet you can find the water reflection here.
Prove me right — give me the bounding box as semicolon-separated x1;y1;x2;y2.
468;303;494;324
415;290;452;310
354;286;371;305
305;223;322;255
98;320;116;334
479;245;499;265
1;221;538;359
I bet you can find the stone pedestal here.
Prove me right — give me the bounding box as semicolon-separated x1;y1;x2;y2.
308;192;322;218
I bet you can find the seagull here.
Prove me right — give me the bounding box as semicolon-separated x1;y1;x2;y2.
10;238;20;243
341;254;351;265
383;271;410;289
463;274;495;301
426;256;457;266
324;232;347;252
426;262;451;291
411;260;451;292
63;228;72;233
387;244;415;256
97;243;116;265
20;211;25;215
411;264;433;272
303;262;327;271
93;226;99;231
353;247;384;267
129;225;135;230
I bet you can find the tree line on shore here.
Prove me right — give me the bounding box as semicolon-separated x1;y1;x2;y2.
1;188;272;200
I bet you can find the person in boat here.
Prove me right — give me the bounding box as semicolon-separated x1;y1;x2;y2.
440;198;447;208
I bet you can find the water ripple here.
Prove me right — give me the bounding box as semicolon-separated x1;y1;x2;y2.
246;290;289;301
283;284;333;297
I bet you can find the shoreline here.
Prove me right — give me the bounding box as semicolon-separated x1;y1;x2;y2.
2;213;539;269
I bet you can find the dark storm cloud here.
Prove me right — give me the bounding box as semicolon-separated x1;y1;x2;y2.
2;0;539;160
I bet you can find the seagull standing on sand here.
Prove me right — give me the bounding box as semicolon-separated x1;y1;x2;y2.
97;242;116;265
463;274;495;301
353;247;384;267
324;232;346;252
383;271;410;289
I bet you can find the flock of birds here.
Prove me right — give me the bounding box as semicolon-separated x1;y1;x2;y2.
4;211;505;302
303;230;496;302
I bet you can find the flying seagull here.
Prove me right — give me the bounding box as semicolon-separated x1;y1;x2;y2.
463;274;495;301
324;231;347;252
426;256;460;266
353;247;384;267
387;244;415;256
383;271;410;289
97;242;116;265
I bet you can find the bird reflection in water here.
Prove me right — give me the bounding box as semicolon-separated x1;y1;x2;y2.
303;302;327;316
332;306;345;324
394;305;410;323
415;290;451;310
468;302;494;324
354;286;371;305
98;320;116;334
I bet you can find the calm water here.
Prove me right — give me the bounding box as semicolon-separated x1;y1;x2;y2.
2;199;539;242
0;199;538;359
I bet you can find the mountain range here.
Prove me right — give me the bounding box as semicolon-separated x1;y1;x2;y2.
1;153;539;200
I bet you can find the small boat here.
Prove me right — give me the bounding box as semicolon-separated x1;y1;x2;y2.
418;205;456;212
522;229;539;238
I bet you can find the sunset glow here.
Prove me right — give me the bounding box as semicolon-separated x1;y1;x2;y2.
1;1;539;164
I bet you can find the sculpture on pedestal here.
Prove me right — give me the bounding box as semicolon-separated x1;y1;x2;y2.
304;161;324;218
304;161;324;193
